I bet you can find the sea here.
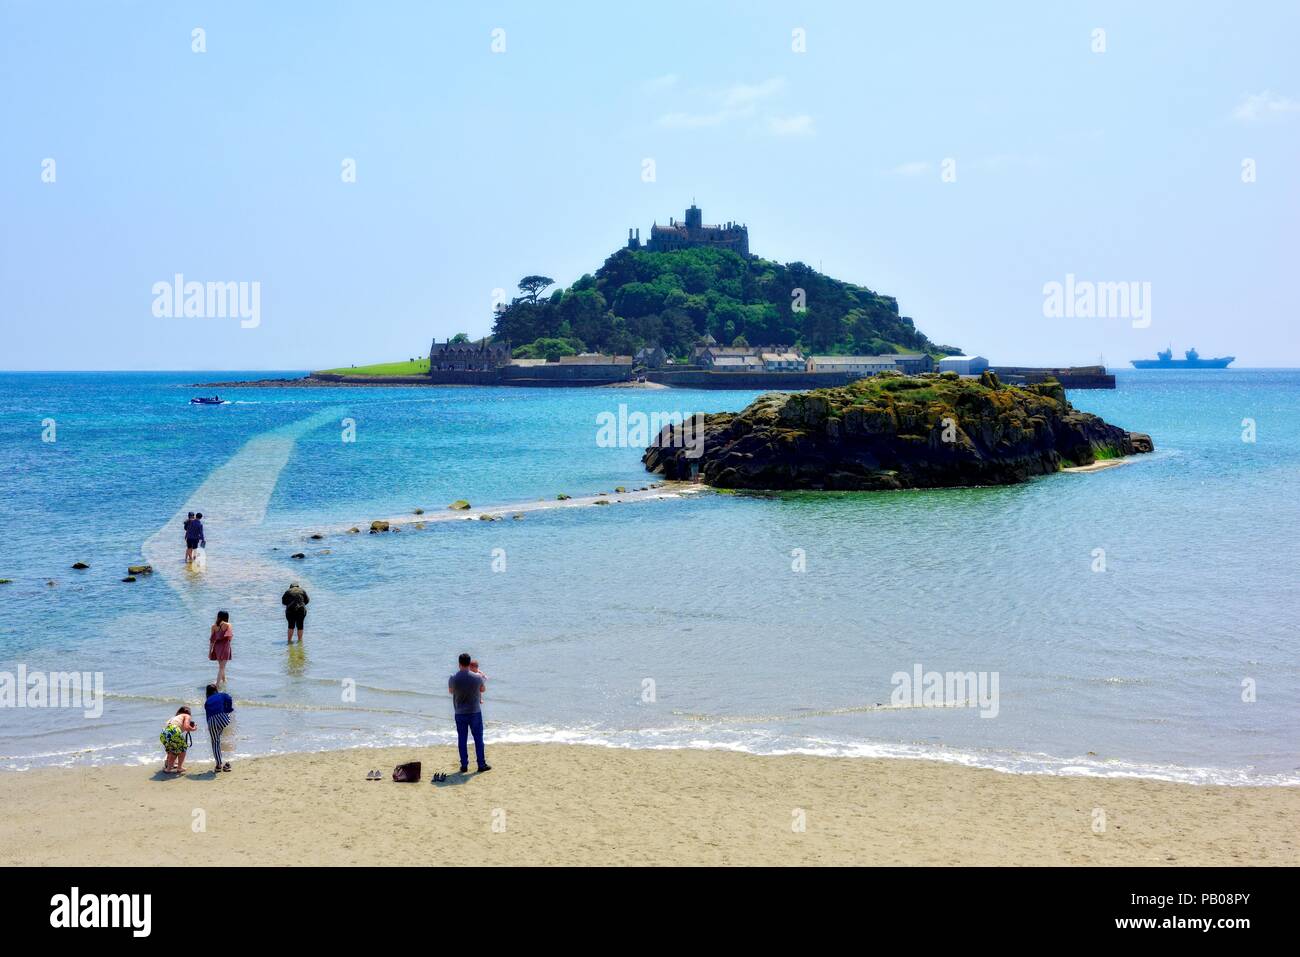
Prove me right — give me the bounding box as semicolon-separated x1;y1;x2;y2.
1;370;1297;784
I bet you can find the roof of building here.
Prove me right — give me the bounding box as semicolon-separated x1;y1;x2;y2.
558;354;633;365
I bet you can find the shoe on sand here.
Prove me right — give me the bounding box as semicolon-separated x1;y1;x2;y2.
459;765;468;774
477;764;492;773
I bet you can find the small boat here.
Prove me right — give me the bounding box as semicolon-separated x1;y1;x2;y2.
190;395;227;405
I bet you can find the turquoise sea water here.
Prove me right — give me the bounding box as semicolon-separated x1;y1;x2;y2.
1;371;1297;783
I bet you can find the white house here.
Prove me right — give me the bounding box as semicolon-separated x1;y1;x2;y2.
806;355;899;375
761;351;803;372
710;354;764;371
937;355;990;375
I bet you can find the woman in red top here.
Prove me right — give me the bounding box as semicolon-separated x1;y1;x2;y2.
209;610;233;686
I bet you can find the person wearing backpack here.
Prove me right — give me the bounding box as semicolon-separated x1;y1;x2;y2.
281;582;310;644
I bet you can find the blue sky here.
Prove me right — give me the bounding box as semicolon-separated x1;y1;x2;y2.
2;0;1297;370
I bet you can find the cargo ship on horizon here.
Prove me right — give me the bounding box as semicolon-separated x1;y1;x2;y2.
1131;347;1234;369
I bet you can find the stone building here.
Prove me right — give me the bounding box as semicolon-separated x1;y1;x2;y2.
429;338;512;372
627;204;750;257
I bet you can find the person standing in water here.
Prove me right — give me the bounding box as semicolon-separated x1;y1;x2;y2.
209;610;232;686
186;512;206;564
183;512;195;563
281;582;309;643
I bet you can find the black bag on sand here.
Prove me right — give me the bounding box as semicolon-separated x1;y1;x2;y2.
393;761;421;782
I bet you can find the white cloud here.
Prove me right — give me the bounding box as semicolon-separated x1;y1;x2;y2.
658;110;730;129
643;73;679;93
978;153;1042;171
655;76;803;136
889;161;933;177
767;114;815;137
1233;90;1300;122
721;77;786;110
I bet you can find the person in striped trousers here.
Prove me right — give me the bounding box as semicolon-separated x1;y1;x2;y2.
204;682;235;772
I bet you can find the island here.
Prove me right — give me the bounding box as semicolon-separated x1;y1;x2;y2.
199;203;1113;391
642;370;1153;490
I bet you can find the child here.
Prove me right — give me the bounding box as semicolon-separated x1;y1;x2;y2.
470;659;487;696
161;706;197;774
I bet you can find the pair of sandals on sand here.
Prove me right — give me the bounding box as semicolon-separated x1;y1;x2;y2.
363;769;452;782
214;762;232;772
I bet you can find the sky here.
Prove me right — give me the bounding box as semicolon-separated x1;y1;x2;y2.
2;0;1298;370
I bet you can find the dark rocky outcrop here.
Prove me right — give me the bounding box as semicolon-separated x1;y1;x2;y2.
369;520;390;533
127;564;153;575
72;562;89;570
643;373;1153;491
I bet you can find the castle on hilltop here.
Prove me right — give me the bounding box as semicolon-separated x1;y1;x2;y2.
627;204;750;257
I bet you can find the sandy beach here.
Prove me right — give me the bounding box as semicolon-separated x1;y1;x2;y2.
2;744;1295;866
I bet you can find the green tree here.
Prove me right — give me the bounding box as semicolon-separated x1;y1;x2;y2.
517;275;555;304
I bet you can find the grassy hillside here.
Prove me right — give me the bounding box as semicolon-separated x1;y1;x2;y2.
492;246;959;361
316;359;429;376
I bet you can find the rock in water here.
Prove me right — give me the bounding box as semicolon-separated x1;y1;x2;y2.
448;500;471;510
127;564;153;575
369;520;390;533
71;562;89;570
642;373;1154;491
291;552;306;559
1128;432;1154;454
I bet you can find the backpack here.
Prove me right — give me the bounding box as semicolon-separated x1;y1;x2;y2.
392;761;421;783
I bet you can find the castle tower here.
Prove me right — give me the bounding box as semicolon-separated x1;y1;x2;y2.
684;204;702;231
